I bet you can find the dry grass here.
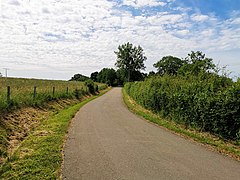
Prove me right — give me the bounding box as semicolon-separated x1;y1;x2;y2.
0;77;89;110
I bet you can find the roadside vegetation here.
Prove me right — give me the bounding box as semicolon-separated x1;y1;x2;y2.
107;42;239;157
122;88;240;160
122;49;239;154
125;75;240;141
77;42;240;147
0;77;107;112
0;77;108;172
0;89;110;179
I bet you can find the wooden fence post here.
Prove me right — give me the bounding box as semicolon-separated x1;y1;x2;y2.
53;87;55;96
66;87;69;94
33;86;37;99
7;86;10;102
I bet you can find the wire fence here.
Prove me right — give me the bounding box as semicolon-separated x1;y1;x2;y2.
0;85;89;111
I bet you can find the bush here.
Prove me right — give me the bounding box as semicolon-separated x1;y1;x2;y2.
85;79;95;94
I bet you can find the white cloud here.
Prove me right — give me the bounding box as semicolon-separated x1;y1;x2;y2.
122;0;166;8
148;13;184;25
0;0;239;79
174;29;189;36
191;14;209;22
7;0;20;6
230;17;240;25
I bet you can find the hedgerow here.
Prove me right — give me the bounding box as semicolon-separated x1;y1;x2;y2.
125;75;240;140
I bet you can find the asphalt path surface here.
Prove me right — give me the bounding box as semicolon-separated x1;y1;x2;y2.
62;88;240;180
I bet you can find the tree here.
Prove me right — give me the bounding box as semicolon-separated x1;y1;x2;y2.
115;42;147;82
97;68;117;86
131;71;147;81
90;71;98;82
148;71;156;77
153;56;185;76
116;69;127;85
178;51;216;76
0;72;2;77
70;74;89;81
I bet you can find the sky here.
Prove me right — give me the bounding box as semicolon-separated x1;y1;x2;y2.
0;0;240;80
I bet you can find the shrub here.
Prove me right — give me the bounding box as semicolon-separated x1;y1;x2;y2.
85;79;95;94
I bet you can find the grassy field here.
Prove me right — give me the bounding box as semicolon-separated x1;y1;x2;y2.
0;88;110;179
0;77;107;111
0;77;108;168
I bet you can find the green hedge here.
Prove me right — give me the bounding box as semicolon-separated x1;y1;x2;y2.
124;75;240;140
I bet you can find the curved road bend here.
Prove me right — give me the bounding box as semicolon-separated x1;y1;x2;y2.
62;88;240;180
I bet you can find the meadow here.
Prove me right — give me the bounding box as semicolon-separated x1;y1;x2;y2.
0;77;107;111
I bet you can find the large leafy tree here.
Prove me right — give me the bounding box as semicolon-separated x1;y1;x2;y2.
178;51;216;76
115;42;147;82
153;56;185;76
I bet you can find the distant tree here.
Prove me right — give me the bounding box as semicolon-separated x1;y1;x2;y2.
116;69;127;85
0;72;2;77
178;51;216;76
90;71;98;82
148;71;156;77
97;68;117;86
70;74;89;81
115;42;147;82
153;56;185;76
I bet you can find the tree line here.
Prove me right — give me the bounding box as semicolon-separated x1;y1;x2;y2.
70;42;233;85
70;42;147;86
70;42;240;140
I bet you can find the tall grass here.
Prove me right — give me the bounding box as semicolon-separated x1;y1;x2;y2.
0;77;107;111
0;89;110;179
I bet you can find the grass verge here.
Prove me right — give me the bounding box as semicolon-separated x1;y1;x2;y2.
122;88;240;161
0;88;110;179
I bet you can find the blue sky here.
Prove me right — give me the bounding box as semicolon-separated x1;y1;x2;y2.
0;0;239;79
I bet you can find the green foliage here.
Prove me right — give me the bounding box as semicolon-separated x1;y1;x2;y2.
97;68;117;86
70;74;89;81
74;88;85;99
97;83;108;91
178;51;216;76
116;69;128;85
148;71;156;77
154;56;185;76
125;75;240;140
115;42;147;82
95;68;141;86
90;71;98;82
84;79;95;94
153;51;217;77
122;88;240;158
